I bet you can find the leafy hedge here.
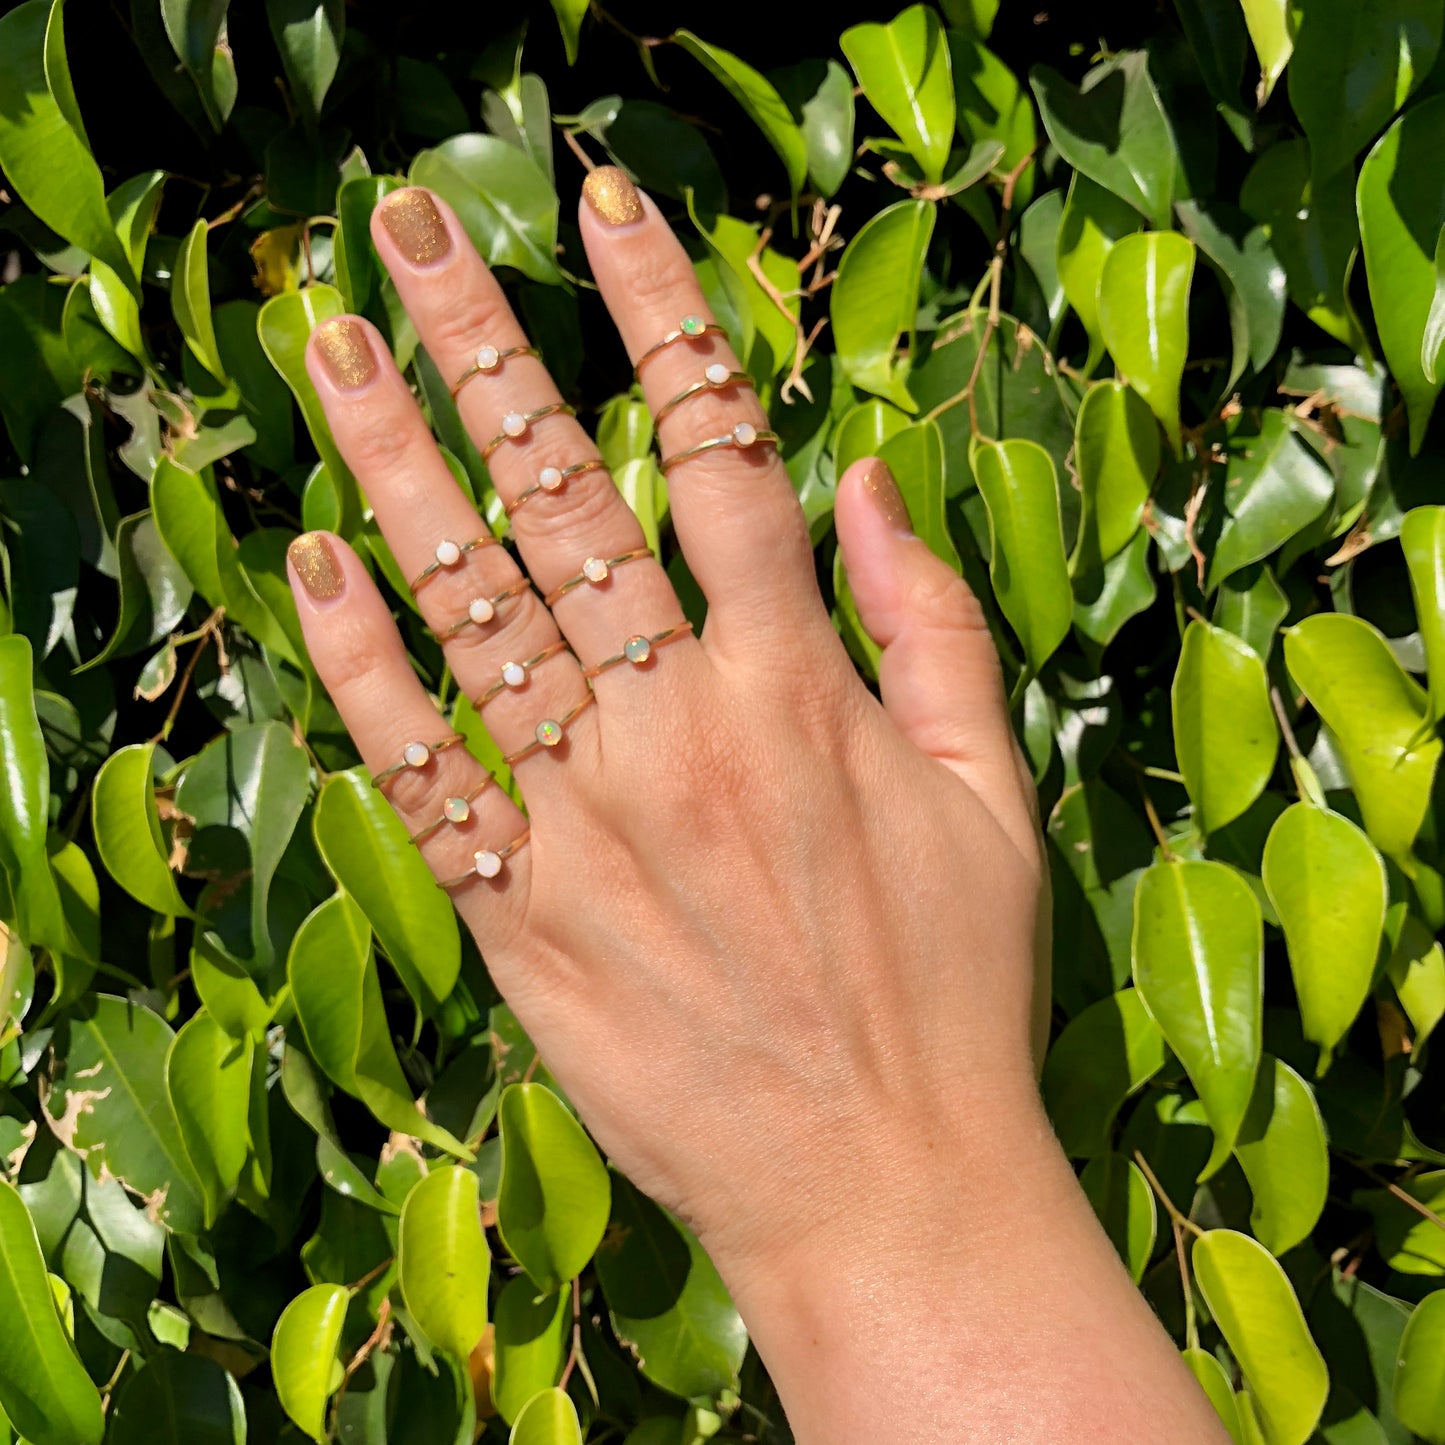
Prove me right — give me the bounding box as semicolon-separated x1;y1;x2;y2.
1;0;1444;1441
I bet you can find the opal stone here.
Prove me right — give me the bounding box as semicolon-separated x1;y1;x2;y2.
624;635;652;664
403;741;429;768
536;719;564;747
582;557;610;583
473;849;503;879
502;661;527;688
468;597;495;625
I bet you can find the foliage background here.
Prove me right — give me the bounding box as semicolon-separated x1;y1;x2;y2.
1;0;1445;1441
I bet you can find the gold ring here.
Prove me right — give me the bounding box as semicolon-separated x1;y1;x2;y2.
659;423;780;475
506;459;609;517
653;366;752;426
502;692;596;768
480;403;575;461
372;733;467;790
583;622;694;680
409;536;500;594
409;777;497;847
633;315;726;379
436;828;531;889
449;344;541;401
543;548;655;607
438;578;532;640
475;641;573;708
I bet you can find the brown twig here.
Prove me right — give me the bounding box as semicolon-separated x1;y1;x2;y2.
148;608;225;743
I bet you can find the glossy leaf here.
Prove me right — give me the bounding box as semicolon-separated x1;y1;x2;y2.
497;1082;610;1293
1395;1289;1445;1443
1192;1230;1328;1445
1184;1348;1243;1442
166;1010;253;1228
1263;803;1387;1067
1212;563;1288;663
1079;1153;1156;1283
172;219;226;383
952;32;1037;206
271;1283;348;1443
399;1165;490;1360
972;438;1072;672
1132;861;1262;1178
1056;174;1143;373
493;1277;569;1424
91;743;189;918
831;199;935;411
1387;910;1445;1049
160;0;235;129
1239;0;1293;103
877;419;958;571
266;0;344;125
1233;1055;1329;1255
1073;526;1158;651
841;5;954;184
1284;614;1441;865
510;1388;582;1445
773;57;855;198
1363;1171;1445;1274
1072;380;1158;571
1402;505;1445;726
1172;621;1277;836
1097;232;1195;457
107;1351;245;1445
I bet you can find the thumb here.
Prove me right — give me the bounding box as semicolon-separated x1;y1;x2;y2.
835;456;1028;823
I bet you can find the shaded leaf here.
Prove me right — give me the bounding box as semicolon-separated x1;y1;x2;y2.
1233;1055;1329;1255
1401;505;1445;726
1079;1153;1156;1283
92;743;189;918
166;1010;253;1228
493;1277;569;1425
1072;379;1159;571
1394;1289;1445;1443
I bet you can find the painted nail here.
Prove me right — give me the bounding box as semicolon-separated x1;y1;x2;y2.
582;166;643;226
313;318;376;391
378;188;451;265
863;460;913;535
288;533;345;601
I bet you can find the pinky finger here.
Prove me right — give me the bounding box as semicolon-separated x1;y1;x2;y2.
286;532;532;934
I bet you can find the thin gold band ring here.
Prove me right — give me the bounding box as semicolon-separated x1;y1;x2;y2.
659;424;780;475
408;777;497;847
409;536;500;594
502;692;597;768
506;459;609;517
372;733;467;790
653;367;753;427
449;344;541;401
438;578;532;640
436;828;531;889
583;622;694;680
480;403;576;461
543;548;655;608
633;316;727;379
475;641;574;709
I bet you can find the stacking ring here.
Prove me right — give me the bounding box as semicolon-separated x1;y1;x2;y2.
475;640;573;708
506;459;609;517
584;622;694;679
543;548;654;607
449;344;541;400
634;315;727;379
653;365;752;426
659;422;780;474
438;578;532;640
409;777;497;847
502;692;597;768
436;828;531;889
481;403;576;461
372;733;467;790
409;536;500;594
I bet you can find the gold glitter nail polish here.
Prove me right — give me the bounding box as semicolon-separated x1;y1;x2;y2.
288;533;345;600
313;319;376;390
863;460;912;535
582;166;643;226
378;188;451;265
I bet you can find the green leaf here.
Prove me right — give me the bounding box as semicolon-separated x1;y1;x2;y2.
1212;563;1289;663
772;58;856;199
1362;1170;1445;1273
399;1165;490;1361
831;198;935;411
160;0;236;129
1192;1230;1328;1445
509;1388;582;1445
266;0;344;126
841;5;954;184
1072;380;1159;571
595;1172;747;1401
1359;95;1445;452
1239;0;1293;102
1291;0;1441;185
1283;614;1441;865
52;996;205;1232
1097;232;1194;457
951;32;1038;207
674;31;808;199
877;420;959;571
493;1277;569;1424
313;770;461;1016
1172;621;1277;836
1132;861;1262;1179
1079;1153;1156;1283
1207;411;1334;591
1056;174;1144;374
90;743;189;918
971;438;1072;673
1183;1347;1244;1442
546;0;586;63
288;891;470;1158
1233;1055;1329;1255
497;1082;610;1293
1041;988;1166;1156
1402;505;1445;726
107;1351;246;1445
271;1282;348;1443
410;135;562;286
172;219;227;384
1262;803;1387;1068
0;1179;104;1445
1395;1289;1445;1443
1030;54;1178;228
1387;909;1445;1049
166;1010;254;1228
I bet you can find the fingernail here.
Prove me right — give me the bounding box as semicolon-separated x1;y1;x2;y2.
288;533;345;601
313;318;376;391
863;460;913;535
378;188;451;266
582;166;643;226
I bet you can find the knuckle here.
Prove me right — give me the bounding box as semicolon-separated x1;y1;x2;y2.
342;408;419;478
625;250;701;323
423;285;514;363
515;467;642;570
438;588;550;671
909;565;991;639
